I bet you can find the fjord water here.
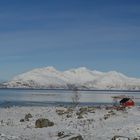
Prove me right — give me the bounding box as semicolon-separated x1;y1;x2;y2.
0;89;140;107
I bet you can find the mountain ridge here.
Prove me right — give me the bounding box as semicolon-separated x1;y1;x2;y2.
3;66;140;90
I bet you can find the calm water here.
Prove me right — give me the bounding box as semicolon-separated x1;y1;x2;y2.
0;89;140;107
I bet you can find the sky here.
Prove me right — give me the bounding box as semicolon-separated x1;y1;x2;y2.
0;0;140;81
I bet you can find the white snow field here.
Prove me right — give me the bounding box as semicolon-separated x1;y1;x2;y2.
0;106;140;140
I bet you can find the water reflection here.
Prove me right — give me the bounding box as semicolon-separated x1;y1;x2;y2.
0;89;140;107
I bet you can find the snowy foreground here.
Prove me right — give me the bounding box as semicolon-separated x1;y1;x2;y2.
0;105;140;140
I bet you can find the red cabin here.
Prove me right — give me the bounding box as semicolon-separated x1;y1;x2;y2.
120;98;135;107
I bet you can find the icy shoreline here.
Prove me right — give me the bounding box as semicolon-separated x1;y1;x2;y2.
0;106;140;140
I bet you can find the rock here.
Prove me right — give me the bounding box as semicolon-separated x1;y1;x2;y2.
0;120;3;124
112;136;130;140
66;114;72;118
25;118;29;121
25;113;32;121
58;131;65;137
104;113;113;120
57;130;72;139
35;118;54;128
57;133;83;140
56;109;66;115
20;119;25;122
133;137;140;140
79;106;95;114
56;108;73;116
79;107;88;112
76;107;95;119
68;135;83;140
77;114;83;119
57;131;83;140
47;121;54;126
76;111;84;119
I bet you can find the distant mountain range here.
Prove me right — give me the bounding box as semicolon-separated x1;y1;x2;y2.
2;66;140;90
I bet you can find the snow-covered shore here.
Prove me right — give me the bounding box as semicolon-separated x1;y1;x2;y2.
0;105;140;140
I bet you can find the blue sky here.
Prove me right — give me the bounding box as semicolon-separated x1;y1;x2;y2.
0;0;140;81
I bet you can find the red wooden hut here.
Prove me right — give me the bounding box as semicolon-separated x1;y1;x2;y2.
120;98;135;107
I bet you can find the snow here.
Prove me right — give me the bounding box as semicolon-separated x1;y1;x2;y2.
0;106;140;140
4;66;140;90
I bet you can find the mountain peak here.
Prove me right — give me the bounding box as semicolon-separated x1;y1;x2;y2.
44;66;57;72
68;67;90;73
31;66;57;73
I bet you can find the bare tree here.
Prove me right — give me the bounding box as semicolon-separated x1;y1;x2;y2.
71;88;80;108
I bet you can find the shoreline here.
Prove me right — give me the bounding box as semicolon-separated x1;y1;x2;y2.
0;88;140;92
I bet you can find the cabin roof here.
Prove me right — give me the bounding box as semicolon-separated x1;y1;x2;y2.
120;98;131;103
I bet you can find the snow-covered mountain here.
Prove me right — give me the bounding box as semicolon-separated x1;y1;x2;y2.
3;66;140;90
